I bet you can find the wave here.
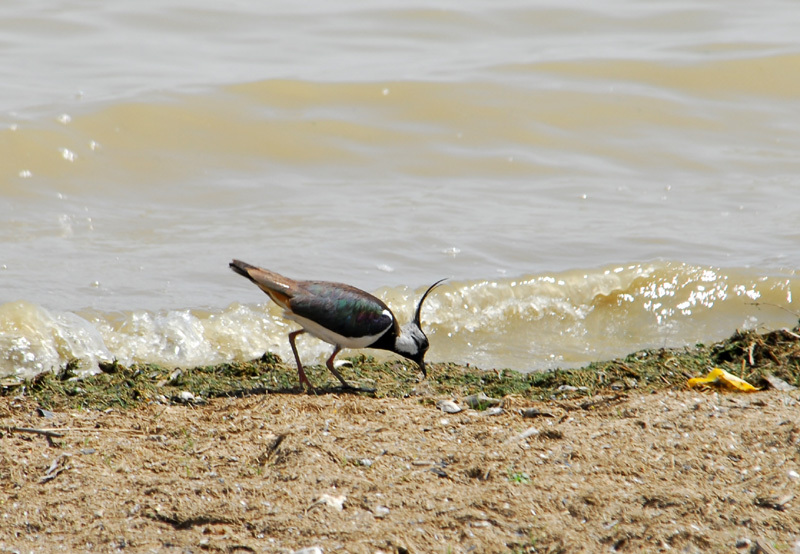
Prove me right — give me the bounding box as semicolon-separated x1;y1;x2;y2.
1;261;796;379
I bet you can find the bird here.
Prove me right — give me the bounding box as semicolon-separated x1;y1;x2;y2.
229;259;444;390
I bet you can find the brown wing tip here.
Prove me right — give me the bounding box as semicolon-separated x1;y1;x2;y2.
230;259;256;276
230;260;265;287
229;260;295;299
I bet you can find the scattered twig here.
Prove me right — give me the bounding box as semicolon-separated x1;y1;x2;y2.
5;425;153;442
149;507;238;529
5;426;65;438
616;362;640;378
748;301;800;318
556;393;627;411
782;328;800;340
764;344;783;365
581;393;627;410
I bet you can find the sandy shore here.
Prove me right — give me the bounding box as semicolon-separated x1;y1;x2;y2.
1;329;799;553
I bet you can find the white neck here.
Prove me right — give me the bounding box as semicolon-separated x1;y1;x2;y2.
394;322;425;356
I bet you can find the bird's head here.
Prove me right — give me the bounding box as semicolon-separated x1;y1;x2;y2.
395;278;446;376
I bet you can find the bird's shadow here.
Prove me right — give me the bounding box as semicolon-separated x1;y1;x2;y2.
219;383;376;398
310;384;378;396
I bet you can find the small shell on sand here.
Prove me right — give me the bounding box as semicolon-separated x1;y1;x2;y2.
293;548;324;554
309;493;346;512
465;393;502;409
520;407;555;418
436;399;463;414
504;426;540;444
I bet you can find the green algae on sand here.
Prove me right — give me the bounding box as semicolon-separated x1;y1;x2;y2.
4;325;799;411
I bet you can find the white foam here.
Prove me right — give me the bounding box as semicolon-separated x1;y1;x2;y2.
0;262;797;378
0;301;112;379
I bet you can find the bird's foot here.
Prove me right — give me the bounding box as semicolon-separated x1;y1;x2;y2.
298;376;319;395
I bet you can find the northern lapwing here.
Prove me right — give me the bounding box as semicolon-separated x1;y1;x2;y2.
229;259;444;390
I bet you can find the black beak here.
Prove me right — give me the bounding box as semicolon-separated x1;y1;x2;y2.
417;358;427;378
413;278;446;378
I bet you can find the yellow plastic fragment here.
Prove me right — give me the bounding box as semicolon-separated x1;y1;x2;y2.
687;367;760;392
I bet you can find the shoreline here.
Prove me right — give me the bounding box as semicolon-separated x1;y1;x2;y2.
4;326;798;411
1;326;798;552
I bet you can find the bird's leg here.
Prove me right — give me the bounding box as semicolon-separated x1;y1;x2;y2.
288;330;313;390
325;345;357;390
